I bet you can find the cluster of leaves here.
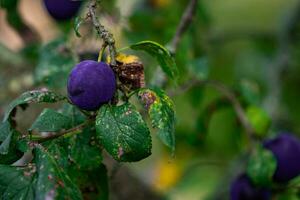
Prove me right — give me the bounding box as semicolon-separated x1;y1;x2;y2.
0;26;178;199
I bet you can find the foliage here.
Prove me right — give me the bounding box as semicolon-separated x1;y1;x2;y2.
1;0;300;199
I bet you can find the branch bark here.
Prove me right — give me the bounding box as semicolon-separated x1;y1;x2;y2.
168;0;198;55
169;79;256;142
88;0;117;65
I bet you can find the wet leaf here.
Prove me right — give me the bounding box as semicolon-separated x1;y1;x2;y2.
3;89;66;122
29;108;72;133
34;145;83;200
0;164;36;200
95;103;152;162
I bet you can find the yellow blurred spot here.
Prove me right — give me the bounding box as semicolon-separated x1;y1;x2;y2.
153;159;182;191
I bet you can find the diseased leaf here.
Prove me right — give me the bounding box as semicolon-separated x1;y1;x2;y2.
29;108;72;133
139;89;175;153
34;145;83;200
130;40;178;80
247;145;277;187
35;38;77;88
0;164;36;200
3;89;66;122
95;103;152;162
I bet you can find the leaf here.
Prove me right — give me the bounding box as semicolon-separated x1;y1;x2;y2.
95;103;152;162
0;0;18;9
0;121;22;164
246;145;277;187
29;108;72;133
59;104;86;126
73;17;83;37
138;89;175;153
34;145;83;200
0;121;13;142
68;126;103;170
3;89;66;122
129;40;178;80
246;106;271;137
75;164;109;200
239;80;261;105
0;164;36;199
35;38;77;88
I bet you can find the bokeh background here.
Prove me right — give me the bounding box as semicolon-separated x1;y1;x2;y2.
1;0;300;199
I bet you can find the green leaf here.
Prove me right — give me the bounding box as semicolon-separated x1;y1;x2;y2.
96;103;152;162
68;126;103;170
35;38;77;88
239;80;261;105
0;121;22;164
246;106;271;137
247;145;277;187
59;104;86;126
0;164;36;199
3;89;66;122
129;40;178;80
138;89;175;152
75;164;109;200
73;17;83;37
34;145;83;200
29;108;72;133
0;0;18;9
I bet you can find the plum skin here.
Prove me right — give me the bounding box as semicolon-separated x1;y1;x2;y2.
263;133;300;183
230;174;271;200
43;0;82;21
67;60;116;111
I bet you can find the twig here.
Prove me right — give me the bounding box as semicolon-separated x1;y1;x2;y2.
168;0;198;55
169;79;256;142
32;120;91;143
88;0;117;65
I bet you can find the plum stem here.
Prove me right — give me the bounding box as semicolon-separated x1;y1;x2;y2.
88;0;117;65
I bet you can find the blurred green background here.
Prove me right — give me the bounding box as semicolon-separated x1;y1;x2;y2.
1;0;300;199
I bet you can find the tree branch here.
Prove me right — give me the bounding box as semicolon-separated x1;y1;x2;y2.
88;0;117;65
32;120;92;143
169;79;256;142
168;0;198;55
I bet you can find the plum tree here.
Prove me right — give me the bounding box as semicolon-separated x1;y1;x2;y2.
263;133;300;182
67;60;116;110
230;174;271;200
43;0;82;21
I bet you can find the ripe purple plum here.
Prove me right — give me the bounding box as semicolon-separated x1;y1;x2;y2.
43;0;82;21
263;133;300;182
67;60;116;110
230;174;271;200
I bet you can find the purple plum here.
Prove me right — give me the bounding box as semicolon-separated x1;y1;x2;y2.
43;0;82;21
67;60;116;110
263;133;300;182
230;174;271;200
